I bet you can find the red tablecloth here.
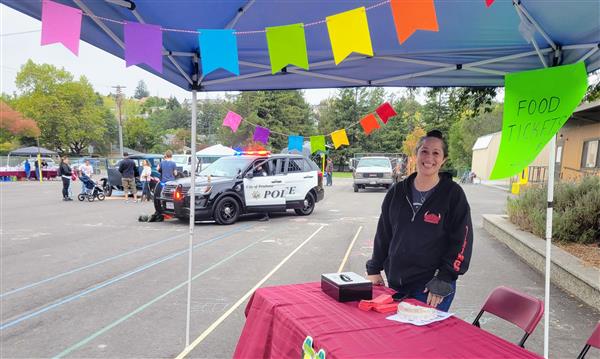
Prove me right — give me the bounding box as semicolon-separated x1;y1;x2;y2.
0;170;57;179
234;282;543;359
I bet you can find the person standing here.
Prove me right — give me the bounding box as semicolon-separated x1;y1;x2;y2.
58;156;73;201
140;160;152;202
80;159;94;194
24;160;31;180
325;158;333;187
118;152;138;203
34;158;40;180
366;130;473;312
153;150;178;212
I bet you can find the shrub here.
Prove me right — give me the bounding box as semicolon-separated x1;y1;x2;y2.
507;176;600;245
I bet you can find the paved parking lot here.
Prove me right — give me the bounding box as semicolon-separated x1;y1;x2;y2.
1;179;598;358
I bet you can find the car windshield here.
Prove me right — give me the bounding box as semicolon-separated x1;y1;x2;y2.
198;157;254;177
357;158;391;168
172;155;188;164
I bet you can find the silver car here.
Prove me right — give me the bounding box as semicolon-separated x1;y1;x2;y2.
352;157;393;192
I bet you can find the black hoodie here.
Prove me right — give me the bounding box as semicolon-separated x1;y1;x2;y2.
366;172;473;292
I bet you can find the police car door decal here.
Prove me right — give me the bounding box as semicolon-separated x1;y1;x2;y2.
243;160;286;207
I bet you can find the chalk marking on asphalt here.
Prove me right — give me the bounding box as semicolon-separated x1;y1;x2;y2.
337;226;363;273
0;225;255;331
175;225;326;359
52;237;266;359
0;224;253;299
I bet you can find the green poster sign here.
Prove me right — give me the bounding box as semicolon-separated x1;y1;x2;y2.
489;62;588;179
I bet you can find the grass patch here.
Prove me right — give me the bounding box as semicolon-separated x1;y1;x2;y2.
332;172;354;178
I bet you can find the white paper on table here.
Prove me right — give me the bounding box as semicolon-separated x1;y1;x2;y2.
386;309;453;326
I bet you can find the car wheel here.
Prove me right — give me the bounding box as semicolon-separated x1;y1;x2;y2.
104;185;112;197
353;184;359;193
97;193;106;201
77;194;85;201
214;196;240;225
295;192;315;216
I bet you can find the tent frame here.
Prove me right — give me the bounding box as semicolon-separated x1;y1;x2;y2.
64;0;595;356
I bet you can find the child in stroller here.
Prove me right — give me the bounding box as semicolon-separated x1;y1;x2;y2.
78;172;106;201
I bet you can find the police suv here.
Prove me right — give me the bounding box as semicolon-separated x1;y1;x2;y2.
157;153;324;224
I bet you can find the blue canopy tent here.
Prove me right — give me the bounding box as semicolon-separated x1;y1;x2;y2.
3;0;599;356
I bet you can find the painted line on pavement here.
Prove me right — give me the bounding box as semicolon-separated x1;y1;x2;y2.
0;224;254;331
337;226;363;273
53;236;267;358
1;224;252;298
175;225;326;359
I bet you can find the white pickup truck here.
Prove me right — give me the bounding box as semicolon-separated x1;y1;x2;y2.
352;156;394;192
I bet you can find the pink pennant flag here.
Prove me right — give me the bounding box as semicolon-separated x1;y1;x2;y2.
41;0;82;55
222;111;243;132
486;0;495;7
375;102;397;124
253;126;271;144
124;22;163;73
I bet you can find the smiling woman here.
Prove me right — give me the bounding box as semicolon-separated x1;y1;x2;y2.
366;129;473;312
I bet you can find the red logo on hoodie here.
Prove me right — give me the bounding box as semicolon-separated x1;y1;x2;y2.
423;211;441;224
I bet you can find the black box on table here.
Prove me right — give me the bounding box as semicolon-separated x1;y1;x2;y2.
321;272;373;302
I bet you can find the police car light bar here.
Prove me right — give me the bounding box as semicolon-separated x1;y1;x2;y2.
234;150;271;156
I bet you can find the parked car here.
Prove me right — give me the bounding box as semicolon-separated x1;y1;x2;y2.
157;153;324;224
172;154;193;176
352;156;394;192
100;154;165;196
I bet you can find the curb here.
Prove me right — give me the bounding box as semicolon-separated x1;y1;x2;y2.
483;214;600;312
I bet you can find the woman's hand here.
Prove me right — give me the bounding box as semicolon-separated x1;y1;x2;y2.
367;274;384;286
423;288;444;308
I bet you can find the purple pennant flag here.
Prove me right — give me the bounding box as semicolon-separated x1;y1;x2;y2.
124;22;163;73
41;0;82;55
253;126;271;144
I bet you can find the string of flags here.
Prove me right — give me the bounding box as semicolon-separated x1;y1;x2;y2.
40;0;495;75
222;102;398;154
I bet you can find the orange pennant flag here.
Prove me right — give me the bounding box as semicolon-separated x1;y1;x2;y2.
390;0;439;44
360;114;380;135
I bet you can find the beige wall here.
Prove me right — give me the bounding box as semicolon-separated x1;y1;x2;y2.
558;122;600;182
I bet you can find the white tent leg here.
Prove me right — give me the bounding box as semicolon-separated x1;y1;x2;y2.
544;135;556;359
185;90;198;347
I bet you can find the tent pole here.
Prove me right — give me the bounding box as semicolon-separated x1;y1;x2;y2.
544;135;556;359
185;90;198;347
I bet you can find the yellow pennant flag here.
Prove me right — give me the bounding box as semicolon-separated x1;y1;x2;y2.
330;129;349;149
326;7;373;65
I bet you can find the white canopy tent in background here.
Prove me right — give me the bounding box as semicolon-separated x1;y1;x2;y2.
3;0;599;357
195;144;236;157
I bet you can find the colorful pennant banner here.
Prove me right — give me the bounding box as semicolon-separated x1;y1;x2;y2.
41;0;82;55
288;135;304;152
266;24;309;74
375;102;398;124
199;29;239;76
486;0;495;7
222;111;243;132
330;129;349;149
124;22;163;73
253;126;271;144
326;7;373;65
390;0;439;44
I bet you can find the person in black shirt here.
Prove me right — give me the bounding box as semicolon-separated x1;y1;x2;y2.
58;156;73;201
366;130;473;311
118;152;138;203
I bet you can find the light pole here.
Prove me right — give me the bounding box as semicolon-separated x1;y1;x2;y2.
112;85;126;156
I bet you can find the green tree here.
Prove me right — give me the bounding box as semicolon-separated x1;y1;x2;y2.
13;61;109;154
134;80;150;99
123;117;159;152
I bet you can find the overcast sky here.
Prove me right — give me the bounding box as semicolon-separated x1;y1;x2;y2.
0;4;341;104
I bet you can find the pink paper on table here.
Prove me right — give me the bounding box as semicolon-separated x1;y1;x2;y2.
222;111;243;132
41;0;82;55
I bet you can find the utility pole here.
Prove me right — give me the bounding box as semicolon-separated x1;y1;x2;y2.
112;85;126;156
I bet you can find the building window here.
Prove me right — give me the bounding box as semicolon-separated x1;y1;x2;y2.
581;139;599;168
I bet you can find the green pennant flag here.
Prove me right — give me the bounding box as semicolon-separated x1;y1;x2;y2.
266;23;309;74
310;135;326;154
489;62;588;180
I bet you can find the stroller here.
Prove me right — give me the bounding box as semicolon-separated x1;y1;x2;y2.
78;172;106;202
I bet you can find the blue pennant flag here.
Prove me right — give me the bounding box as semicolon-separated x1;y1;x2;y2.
199;29;239;76
288;135;303;152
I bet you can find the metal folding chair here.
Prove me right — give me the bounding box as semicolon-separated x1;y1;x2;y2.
577;322;600;359
473;286;544;348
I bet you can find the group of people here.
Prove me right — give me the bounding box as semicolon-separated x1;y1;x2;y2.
117;150;178;204
22;158;50;180
57;157;93;201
